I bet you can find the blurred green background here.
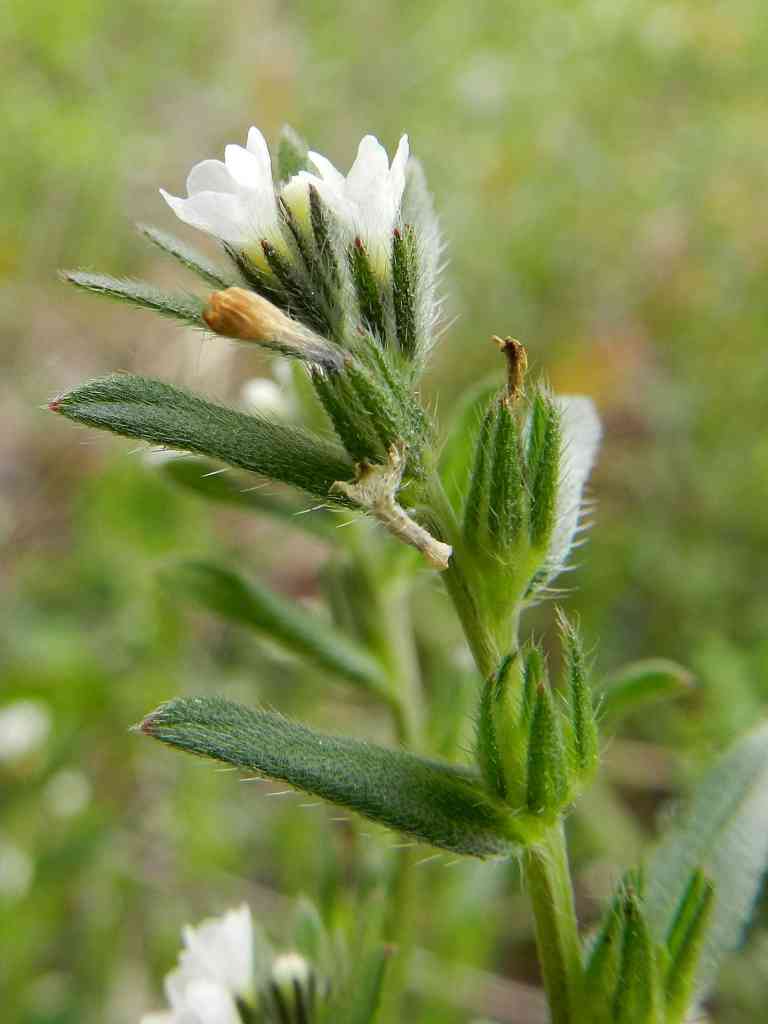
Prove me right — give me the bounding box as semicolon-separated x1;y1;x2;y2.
3;1;768;1021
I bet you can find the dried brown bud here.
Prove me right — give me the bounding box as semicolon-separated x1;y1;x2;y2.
493;336;528;402
204;288;342;369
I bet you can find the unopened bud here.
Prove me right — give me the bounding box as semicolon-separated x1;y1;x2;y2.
267;952;320;1024
204;288;343;369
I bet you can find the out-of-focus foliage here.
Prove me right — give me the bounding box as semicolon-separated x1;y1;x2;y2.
2;1;767;1022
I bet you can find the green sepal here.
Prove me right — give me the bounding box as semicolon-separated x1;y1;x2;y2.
136;223;237;289
557;608;599;782
162;561;393;700
261;239;330;336
156;455;335;539
462;397;497;543
488;397;525;553
613;885;663;1024
138;695;522;857
391;226;417;358
61;270;205;327
598;659;695;725
277;125;310;180
51;373;354;499
585;883;629;1024
663;870;714;1022
475;651;529;809
438;375;499;513
309;185;341;290
526;389;561;549
526;681;569;818
348;238;386;341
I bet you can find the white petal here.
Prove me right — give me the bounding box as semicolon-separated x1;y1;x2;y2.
224;144;268;190
168;978;241;1024
346;135;389;195
160;189;252;247
246;126;272;178
140;1014;176;1024
546;396;602;582
186;160;237;197
177;904;254;999
307;150;346;189
388;134;410;206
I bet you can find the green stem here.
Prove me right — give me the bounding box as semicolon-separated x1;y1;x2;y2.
430;466;584;1023
524;822;584;1024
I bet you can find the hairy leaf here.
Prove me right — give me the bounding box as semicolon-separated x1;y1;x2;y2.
51;374;354;499
162;561;391;699
157;455;334;538
599;659;694;724
139;696;518;857
61;270;205;326
645;722;768;999
137;223;238;288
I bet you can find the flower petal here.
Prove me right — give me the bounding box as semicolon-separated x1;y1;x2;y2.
177;904;254;999
388;134;410;208
307;150;346;189
186;160;237;197
246;126;273;179
347;135;390;196
167;977;241;1024
224;144;268;190
160;189;252;247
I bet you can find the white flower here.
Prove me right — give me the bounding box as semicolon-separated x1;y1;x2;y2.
175;904;254;1001
241;377;290;418
164;978;241;1024
545;395;602;586
160;127;284;268
291;134;410;272
0;700;51;763
140;906;254;1024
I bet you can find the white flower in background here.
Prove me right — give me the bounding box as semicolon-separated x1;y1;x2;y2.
44;769;92;818
174;904;254;1001
545;395;602;586
0;839;34;900
241;377;291;418
291;134;410;272
160;128;285;268
0;700;51;763
140;905;325;1024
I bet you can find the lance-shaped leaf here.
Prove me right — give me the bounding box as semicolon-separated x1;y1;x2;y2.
598;659;695;725
61;270;206;327
161;561;391;700
138;696;519;858
157;455;334;539
137;223;238;289
644;721;768;1002
50;374;354;499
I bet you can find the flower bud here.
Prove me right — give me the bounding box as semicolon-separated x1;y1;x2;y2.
203;288;343;369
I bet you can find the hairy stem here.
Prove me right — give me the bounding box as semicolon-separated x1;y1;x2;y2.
524;822;584;1024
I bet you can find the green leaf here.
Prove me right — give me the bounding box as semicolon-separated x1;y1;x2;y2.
161;561;391;700
438;376;499;512
645;721;768;1000
613;886;663;1024
139;696;518;857
51;374;354;499
157;455;334;539
61;270;205;326
598;659;695;724
337;944;392;1024
137;223;238;289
